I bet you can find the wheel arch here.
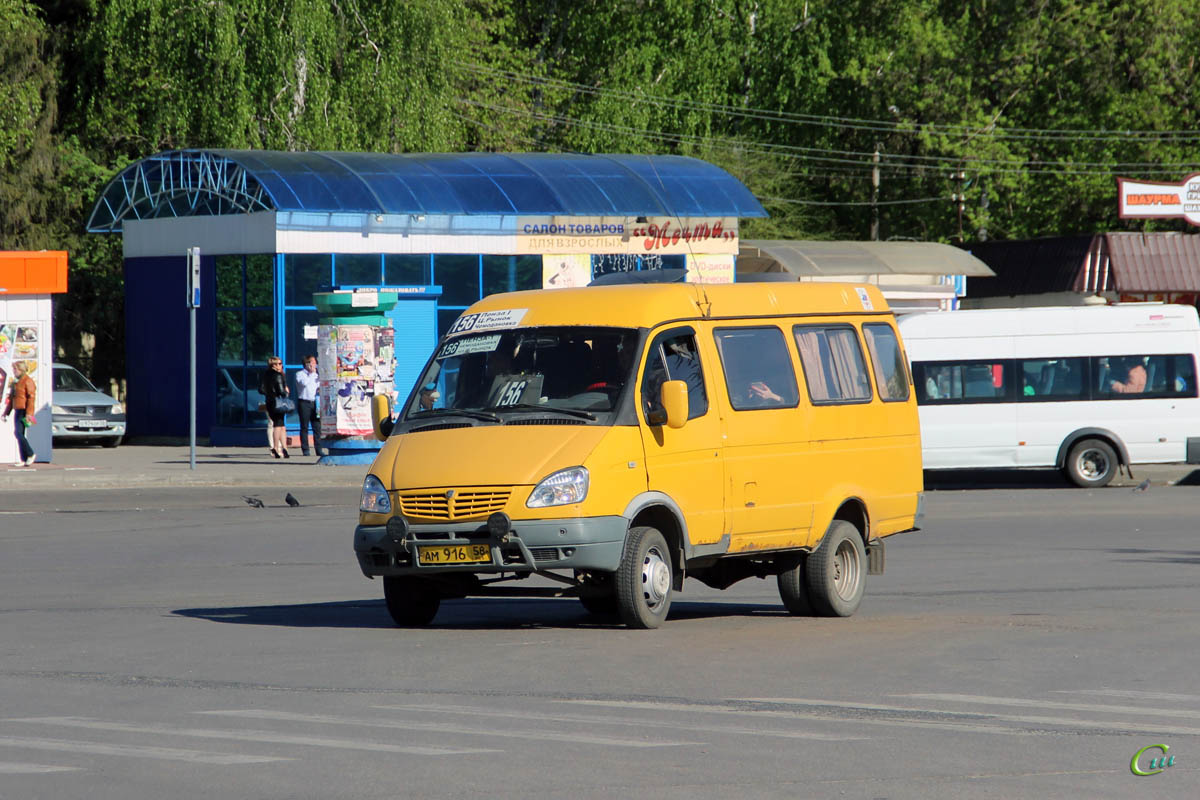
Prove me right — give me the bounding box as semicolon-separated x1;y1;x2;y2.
813;496;871;550
1055;428;1130;469
623;492;688;588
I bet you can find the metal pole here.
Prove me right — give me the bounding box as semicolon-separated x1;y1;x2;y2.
190;302;196;470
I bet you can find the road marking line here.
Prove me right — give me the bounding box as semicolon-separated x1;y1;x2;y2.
0;761;81;773
373;703;866;742
735;697;1200;737
9;717;497;756
0;735;284;765
1055;688;1200;703
901;692;1200;719
557;700;1030;736
200;709;703;748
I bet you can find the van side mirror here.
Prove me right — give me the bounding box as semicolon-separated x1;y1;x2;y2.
660;380;688;429
371;394;393;441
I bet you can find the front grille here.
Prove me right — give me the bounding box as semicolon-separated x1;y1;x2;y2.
529;547;560;562
398;487;512;521
410;422;472;433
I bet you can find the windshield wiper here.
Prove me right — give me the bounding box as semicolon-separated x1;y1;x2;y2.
485;403;597;421
409;408;503;424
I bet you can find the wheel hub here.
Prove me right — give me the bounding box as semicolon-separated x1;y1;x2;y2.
1078;449;1108;480
641;547;670;609
832;540;861;601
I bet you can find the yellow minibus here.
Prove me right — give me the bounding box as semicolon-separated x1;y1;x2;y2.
355;281;923;628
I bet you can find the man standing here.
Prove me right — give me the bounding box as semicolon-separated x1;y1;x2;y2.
295;354;323;457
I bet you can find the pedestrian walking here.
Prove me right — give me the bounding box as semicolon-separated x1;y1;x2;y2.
2;360;38;466
294;354;323;457
258;355;291;459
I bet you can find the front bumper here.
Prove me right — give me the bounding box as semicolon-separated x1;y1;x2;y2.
354;515;628;577
51;416;126;439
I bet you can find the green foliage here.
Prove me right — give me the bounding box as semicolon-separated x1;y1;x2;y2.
4;0;1200;389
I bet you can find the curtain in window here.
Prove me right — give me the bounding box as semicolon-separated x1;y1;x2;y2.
794;329;831;401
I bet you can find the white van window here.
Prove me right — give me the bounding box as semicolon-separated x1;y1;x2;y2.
1094;354;1197;398
1019;358;1085;400
794;325;873;404
863;323;910;402
641;330;708;420
915;361;1009;403
714;327;799;410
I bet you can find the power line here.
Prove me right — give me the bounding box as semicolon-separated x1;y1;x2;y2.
761;195;947;206
451;60;1200;144
453;98;1200;177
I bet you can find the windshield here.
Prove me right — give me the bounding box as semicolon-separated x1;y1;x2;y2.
404;326;639;422
54;366;98;393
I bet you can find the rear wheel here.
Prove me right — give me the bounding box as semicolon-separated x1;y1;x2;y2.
383;576;440;626
805;520;866;617
615;526;672;629
776;553;814;616
1064;438;1117;488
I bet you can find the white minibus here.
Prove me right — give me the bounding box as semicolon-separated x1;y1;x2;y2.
898;304;1200;487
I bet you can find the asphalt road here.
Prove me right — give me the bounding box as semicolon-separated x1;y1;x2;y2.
1;482;1197;799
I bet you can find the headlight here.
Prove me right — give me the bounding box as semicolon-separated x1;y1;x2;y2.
111;403;124;414
52;405;68;414
359;474;392;513
527;466;589;508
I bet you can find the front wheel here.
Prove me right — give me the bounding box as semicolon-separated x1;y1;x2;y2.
383;576;440;627
805;520;866;617
615;526;673;629
1064;438;1117;488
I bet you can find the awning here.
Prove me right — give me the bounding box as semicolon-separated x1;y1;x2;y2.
739;240;994;277
1107;232;1200;292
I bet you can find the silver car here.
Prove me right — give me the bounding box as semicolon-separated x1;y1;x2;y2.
51;363;126;447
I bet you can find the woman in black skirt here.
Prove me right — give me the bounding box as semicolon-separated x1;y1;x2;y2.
259;355;291;458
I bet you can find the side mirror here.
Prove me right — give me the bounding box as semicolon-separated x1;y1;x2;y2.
660;380;688;429
371;394;393;441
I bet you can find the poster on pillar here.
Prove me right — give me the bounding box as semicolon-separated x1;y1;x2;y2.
316;323;395;437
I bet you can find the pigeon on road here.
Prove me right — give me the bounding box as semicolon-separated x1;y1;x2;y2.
1132;478;1151;493
285;493;300;507
242;495;265;509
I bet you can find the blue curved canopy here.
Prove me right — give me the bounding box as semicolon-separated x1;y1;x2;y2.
87;149;767;232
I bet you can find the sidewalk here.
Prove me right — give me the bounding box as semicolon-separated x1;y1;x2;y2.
0;445;367;491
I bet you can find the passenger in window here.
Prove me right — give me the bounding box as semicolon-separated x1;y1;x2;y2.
1110;357;1147;394
923;376;939;400
746;380;783;405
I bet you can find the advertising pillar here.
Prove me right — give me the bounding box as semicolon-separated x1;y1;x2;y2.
312;289;400;465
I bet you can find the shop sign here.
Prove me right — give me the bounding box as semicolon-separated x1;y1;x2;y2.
1117;174;1200;226
685;254;734;284
517;216;739;255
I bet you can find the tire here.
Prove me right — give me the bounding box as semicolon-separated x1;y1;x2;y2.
615;526;673;629
776;553;814;616
805;520;866;618
102;436;121;448
1064;438;1117;488
383;576;440;626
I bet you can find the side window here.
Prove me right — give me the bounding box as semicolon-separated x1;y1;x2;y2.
914;360;1010;404
641;330;709;420
793;325;873;404
1018;357;1086;400
862;323;910;402
1093;354;1198;398
713;327;799;410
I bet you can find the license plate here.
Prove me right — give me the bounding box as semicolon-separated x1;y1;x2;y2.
417;543;492;565
75;420;108;429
